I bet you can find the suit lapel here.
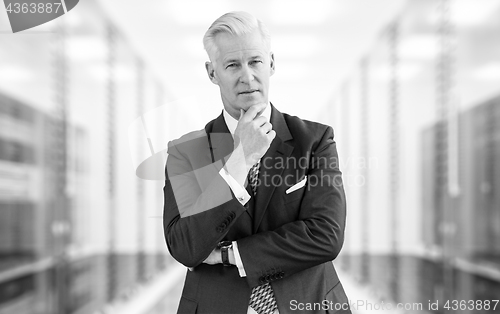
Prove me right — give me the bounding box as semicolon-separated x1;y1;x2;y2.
205;106;294;231
205;112;234;164
253;105;293;232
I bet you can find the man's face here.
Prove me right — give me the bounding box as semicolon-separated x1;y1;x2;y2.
206;31;275;119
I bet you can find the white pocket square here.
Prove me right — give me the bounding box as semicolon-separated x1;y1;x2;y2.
286;176;307;194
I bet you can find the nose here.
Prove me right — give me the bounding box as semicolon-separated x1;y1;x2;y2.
239;64;254;84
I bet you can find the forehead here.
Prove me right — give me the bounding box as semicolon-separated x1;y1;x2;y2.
213;31;268;61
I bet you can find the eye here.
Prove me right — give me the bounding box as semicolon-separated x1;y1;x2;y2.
226;63;236;69
250;60;263;65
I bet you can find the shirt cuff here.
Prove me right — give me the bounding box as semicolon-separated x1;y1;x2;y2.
219;167;250;205
232;241;246;277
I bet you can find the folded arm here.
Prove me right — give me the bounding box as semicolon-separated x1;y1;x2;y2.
236;126;347;288
163;137;247;268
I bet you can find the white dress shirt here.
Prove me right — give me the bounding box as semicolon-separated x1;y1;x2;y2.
217;104;279;314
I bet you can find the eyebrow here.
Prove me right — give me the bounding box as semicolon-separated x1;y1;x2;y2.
248;56;263;61
223;58;240;65
223;55;264;65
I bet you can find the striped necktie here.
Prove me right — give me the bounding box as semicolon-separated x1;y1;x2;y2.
247;161;278;314
247;161;260;195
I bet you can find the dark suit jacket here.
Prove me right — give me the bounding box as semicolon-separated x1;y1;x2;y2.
163;105;350;314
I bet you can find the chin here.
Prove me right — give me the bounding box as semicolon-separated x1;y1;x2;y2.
241;103;254;111
241;101;265;110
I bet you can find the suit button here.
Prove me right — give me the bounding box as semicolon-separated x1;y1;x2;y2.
230;212;236;218
279;272;284;278
216;226;223;233
259;277;266;284
265;275;270;282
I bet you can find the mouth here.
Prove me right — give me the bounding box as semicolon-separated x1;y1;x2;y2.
239;89;259;95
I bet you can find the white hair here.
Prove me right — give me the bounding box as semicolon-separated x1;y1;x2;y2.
203;11;271;63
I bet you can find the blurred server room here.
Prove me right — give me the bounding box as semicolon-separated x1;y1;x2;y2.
0;0;499;313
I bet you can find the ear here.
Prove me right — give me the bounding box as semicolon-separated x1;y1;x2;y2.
205;61;218;85
269;52;275;76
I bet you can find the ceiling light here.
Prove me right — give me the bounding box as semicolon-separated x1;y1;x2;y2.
473;62;500;80
67;36;107;61
399;34;438;60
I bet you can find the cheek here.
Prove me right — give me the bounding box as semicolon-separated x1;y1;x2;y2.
220;84;237;99
219;77;237;89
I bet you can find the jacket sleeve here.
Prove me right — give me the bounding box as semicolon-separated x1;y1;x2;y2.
236;126;347;288
163;136;246;268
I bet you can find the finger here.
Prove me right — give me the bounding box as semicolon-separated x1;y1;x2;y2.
267;130;276;140
237;109;251;125
253;115;267;127
245;103;267;120
250;102;267;114
260;122;273;134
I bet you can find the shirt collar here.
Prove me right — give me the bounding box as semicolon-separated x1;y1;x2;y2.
223;103;272;136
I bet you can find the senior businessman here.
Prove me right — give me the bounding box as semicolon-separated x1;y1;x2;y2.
163;11;351;314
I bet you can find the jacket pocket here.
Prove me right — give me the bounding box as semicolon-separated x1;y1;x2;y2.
283;184;306;204
177;297;198;314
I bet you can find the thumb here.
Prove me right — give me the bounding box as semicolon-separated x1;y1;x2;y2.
239;109;245;121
